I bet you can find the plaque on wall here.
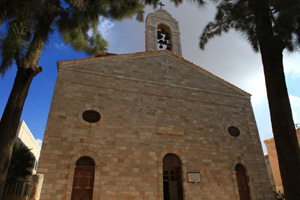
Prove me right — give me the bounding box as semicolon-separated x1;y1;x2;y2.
187;172;200;183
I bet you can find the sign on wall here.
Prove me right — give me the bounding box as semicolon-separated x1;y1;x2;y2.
187;172;201;183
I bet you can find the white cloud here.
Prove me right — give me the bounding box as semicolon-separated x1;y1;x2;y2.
87;17;115;44
37;138;43;147
245;72;267;106
97;17;114;40
289;94;300;124
283;53;300;78
54;43;67;50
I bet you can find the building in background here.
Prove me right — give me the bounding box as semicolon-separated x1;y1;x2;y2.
3;120;41;200
264;125;300;194
14;120;41;173
264;155;276;191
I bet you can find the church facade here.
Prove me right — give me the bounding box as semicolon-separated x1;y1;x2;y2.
38;9;274;200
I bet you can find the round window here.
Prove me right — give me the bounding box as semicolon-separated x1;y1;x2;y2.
228;126;240;137
82;110;101;123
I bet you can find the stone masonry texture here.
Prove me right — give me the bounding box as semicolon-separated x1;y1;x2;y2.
38;50;274;200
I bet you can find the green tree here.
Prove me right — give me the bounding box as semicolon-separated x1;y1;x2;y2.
197;0;300;199
2;144;35;200
7;144;35;180
0;0;183;196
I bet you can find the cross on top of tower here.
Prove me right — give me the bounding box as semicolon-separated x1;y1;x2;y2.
158;2;165;9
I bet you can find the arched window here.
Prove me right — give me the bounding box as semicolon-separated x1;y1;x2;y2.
235;164;251;200
71;157;95;200
163;154;183;200
76;156;95;166
157;24;172;51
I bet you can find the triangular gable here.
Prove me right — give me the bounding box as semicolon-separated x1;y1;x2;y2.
57;50;250;98
146;9;176;21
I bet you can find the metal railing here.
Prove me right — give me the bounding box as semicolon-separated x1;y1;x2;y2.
2;180;31;200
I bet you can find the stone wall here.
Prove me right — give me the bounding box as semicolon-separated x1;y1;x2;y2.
28;174;44;200
39;51;273;199
264;128;300;193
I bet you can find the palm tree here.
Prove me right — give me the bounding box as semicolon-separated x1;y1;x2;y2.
2;144;35;199
7;144;35;180
196;0;300;199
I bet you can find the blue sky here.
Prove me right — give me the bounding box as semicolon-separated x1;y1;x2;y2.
1;2;299;152
0;32;88;145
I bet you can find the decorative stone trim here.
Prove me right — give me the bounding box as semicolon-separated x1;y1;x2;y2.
157;148;187;200
66;149;101;200
225;124;243;140
231;159;256;200
157;124;184;136
78;106;102;127
228;126;241;137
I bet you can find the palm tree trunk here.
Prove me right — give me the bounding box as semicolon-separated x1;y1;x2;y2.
0;66;40;197
250;0;300;199
0;8;56;196
0;12;5;30
260;43;300;200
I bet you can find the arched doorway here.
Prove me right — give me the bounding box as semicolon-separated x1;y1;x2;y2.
163;154;183;200
71;156;95;200
235;164;251;200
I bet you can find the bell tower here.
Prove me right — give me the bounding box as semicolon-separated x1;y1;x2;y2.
145;8;182;56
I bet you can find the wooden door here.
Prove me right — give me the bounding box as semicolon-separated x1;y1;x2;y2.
235;164;251;200
163;154;183;200
163;166;183;200
71;165;94;200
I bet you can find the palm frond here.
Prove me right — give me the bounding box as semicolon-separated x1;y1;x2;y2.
199;2;233;49
0;19;32;76
200;0;300;52
7;144;35;180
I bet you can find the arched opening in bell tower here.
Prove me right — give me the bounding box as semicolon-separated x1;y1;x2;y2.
157;23;172;51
